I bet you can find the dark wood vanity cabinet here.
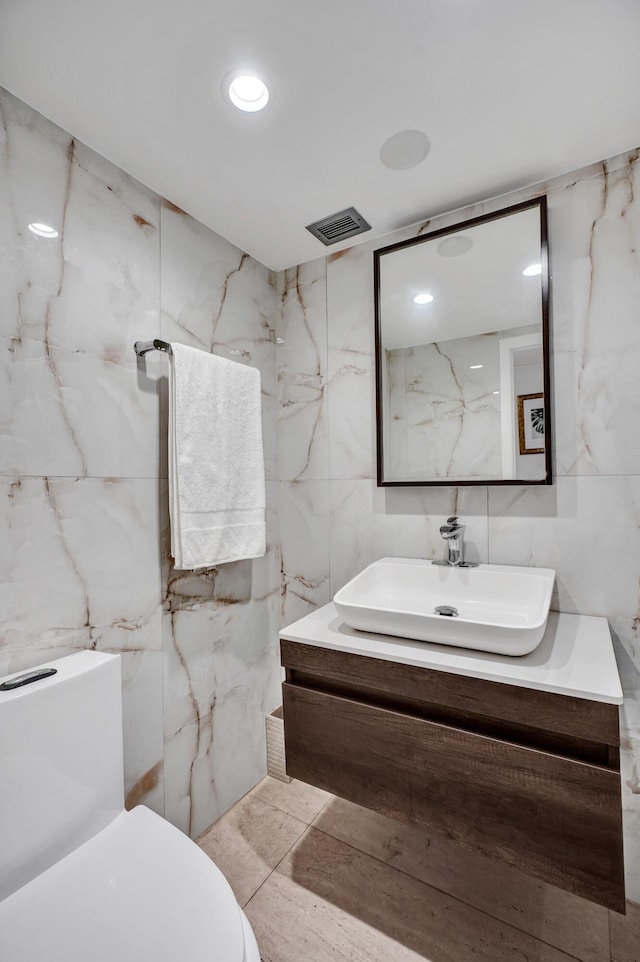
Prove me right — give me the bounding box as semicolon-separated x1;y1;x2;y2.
281;638;626;913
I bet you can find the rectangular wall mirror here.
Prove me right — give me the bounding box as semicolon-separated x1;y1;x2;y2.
374;197;552;486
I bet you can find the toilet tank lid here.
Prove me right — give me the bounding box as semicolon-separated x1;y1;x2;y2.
0;650;118;701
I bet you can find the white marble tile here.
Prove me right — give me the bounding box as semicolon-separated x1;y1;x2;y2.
162;599;281;838
0;89;161;478
0;476;162;653
396;335;502;481
279;480;331;627
119;648;165;815
329;480;376;595
373;485;489;566
326;244;376;480
327;348;376;479
553;348;640;477
0;475;164;811
1;337;164;478
161;472;281;836
384;349;408;479
621;810;640;905
277;260;328;481
159;200;277;480
488;476;640;621
0;86;282;842
546;153;640;358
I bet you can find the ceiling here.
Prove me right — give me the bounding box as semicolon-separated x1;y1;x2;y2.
379;205;542;349
1;0;639;271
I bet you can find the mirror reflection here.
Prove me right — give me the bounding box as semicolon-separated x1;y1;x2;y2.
374;198;551;485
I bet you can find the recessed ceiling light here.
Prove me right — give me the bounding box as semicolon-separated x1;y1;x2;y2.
470;364;483;369
437;235;473;257
226;73;269;112
413;292;434;304
493;390;500;395
28;222;58;238
380;130;430;170
522;263;542;276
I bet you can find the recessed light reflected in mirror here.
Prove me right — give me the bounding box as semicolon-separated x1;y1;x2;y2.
470;364;483;369
522;263;542;276
493;390;500;395
28;222;59;238
437;235;473;257
226;73;269;112
413;292;434;304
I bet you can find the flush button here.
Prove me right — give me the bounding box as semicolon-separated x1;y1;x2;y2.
0;668;57;691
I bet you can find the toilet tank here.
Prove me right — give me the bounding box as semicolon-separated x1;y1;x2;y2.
0;651;124;900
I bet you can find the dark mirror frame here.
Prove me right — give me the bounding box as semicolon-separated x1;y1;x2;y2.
373;196;552;487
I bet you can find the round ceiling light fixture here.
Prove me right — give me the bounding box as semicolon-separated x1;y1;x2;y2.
225;72;270;112
413;292;434;304
380;130;430;170
437;235;473;257
523;263;542;276
28;222;59;238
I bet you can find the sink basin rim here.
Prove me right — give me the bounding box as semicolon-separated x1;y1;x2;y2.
333;557;556;656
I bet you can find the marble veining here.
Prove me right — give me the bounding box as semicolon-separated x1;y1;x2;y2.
385;334;502;481
277;260;328;481
275;147;640;902
0;84;280;835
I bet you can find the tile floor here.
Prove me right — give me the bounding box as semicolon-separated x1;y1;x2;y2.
198;777;640;962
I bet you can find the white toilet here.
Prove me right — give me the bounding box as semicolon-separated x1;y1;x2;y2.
0;650;261;962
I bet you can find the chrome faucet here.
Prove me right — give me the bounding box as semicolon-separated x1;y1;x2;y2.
433;516;478;567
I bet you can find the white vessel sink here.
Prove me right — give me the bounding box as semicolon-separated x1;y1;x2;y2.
333;557;556;656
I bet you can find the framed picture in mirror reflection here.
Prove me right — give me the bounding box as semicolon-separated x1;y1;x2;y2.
517;393;545;455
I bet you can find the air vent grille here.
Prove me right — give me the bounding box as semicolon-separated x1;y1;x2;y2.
306;206;371;246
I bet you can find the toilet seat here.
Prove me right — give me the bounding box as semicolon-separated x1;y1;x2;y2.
0;806;256;962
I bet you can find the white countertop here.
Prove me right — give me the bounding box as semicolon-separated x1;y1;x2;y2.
280;604;623;705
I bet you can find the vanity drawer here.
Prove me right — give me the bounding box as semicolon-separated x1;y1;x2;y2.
281;638;620;749
282;681;625;912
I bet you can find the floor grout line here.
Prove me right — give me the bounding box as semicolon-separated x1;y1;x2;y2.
242;822;313;911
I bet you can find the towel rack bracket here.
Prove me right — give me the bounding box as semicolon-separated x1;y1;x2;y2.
134;339;173;357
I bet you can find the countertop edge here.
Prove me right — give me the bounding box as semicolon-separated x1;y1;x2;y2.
279;604;624;706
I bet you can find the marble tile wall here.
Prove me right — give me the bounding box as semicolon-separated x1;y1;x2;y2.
276;148;640;905
385;333;503;481
0;86;281;837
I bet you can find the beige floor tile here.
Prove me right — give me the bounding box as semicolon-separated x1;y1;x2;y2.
610;898;640;962
197;793;307;907
249;775;331;824
245;827;579;962
313;796;610;962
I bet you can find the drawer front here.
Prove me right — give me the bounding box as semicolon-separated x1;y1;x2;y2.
283;681;625;912
281;638;620;747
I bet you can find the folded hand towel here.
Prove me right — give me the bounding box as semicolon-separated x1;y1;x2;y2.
168;343;266;569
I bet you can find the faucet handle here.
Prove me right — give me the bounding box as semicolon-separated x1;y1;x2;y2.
446;516;459;526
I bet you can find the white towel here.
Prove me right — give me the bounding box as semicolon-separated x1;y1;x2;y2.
168;343;266;569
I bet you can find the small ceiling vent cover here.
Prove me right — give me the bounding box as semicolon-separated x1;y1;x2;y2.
305;207;371;246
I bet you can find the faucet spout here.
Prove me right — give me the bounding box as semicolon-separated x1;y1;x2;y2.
433;516;477;567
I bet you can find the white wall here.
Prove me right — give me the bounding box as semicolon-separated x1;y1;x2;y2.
0;86;282;839
276;148;640;903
